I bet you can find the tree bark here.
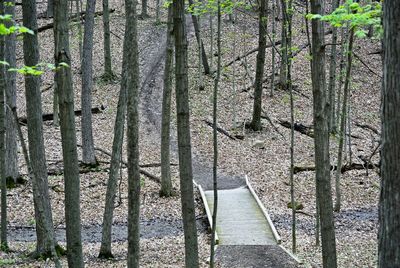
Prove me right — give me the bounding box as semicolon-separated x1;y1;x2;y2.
81;0;97;166
22;0;59;260
160;5;174;197
4;0;19;184
250;0;267;131
173;0;199;265
123;0;141;267
379;0;400;266
102;0;114;79
47;0;54;17
0;2;8;252
310;1;337;267
54;0;84;266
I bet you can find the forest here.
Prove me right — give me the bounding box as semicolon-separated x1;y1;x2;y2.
0;0;399;267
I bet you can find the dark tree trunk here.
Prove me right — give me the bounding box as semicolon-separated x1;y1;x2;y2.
124;0;141;267
173;0;199;265
310;1;337;267
54;0;84;266
379;0;400;266
81;0;97;165
188;0;210;75
160;5;174;197
250;0;268;131
22;0;59;259
102;0;114;79
4;0;19;184
47;0;54;17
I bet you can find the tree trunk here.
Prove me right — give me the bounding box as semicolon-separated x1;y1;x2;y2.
22;0;59;260
310;1;337;267
81;0;97;166
4;0;19;185
210;0;221;266
379;0;400;266
160;5;174;197
188;0;210;75
102;0;114;79
327;0;340;133
279;9;288;90
270;0;276;97
0;2;8;253
334;29;354;213
54;0;84;266
47;0;54;17
250;0;268;131
124;0;141;266
173;0;199;265
140;0;149;18
98;70;127;259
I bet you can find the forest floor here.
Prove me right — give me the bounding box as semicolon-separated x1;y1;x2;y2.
1;0;381;267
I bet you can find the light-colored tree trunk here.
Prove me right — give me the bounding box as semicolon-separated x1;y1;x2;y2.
81;0;97;166
54;0;84;266
173;0;199;265
210;0;221;266
379;1;400;266
327;0;340;133
270;0;276;97
334;28;354;213
160;5;174;197
22;0;60;261
4;0;19;185
0;2;8;253
250;0;268;131
310;1;337;267
124;0;141;266
98;71;126;259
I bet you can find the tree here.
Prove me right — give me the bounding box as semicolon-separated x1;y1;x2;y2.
102;0;114;80
139;0;149;19
54;0;84;266
81;0;97;166
22;0;60;260
210;0;221;266
124;0;141;266
0;1;8;252
4;0;18;184
160;4;174;197
249;0;268;131
47;0;54;17
379;0;400;266
173;0;199;265
309;0;337;267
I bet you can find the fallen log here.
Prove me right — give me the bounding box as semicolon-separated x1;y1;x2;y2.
293;162;379;175
278;119;314;138
18;105;106;125
355;122;380;135
203;119;237;140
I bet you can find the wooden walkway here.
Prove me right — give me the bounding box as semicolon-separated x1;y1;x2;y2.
197;176;301;267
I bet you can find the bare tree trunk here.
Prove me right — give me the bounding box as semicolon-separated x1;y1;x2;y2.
47;0;54;17
22;0;60;261
250;0;268;131
188;0;210;75
81;0;97;166
379;0;400;266
99;54;127;259
125;0;141;266
279;8;288;90
139;0;149;19
210;0;221;266
160;5;174;197
334;29;354;213
54;0;84;266
173;0;199;265
4;0;19;184
270;0;276;97
102;0;114;79
310;1;337;267
328;0;340;133
0;2;8;253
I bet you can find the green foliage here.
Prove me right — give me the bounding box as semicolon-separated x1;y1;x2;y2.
188;0;243;16
306;0;382;38
0;258;15;266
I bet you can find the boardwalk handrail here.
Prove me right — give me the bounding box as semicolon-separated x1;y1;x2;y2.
195;181;220;245
245;175;282;244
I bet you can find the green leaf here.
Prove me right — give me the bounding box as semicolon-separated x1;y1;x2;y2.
0;61;9;66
